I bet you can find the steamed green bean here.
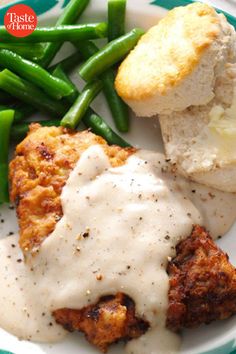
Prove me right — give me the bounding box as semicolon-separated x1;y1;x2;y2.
52;64;78;103
108;0;126;41
0;104;34;122
0;23;108;43
75;41;129;132
61;80;102;128
40;0;90;67
83;111;130;147
49;64;131;146
0;110;15;204
0;43;45;62
79;28;144;81
0;69;67;117
0;50;74;100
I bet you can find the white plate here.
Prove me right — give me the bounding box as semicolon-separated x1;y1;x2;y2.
0;1;236;354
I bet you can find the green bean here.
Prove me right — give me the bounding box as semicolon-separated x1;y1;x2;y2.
108;0;126;41
74;40;97;58
0;43;45;62
48;64;130;146
11;103;130;148
49;52;82;73
40;0;90;68
83;111;130;147
0;23;107;43
49;65;131;146
11;113;130;148
52;64;78;103
0;50;74;100
0;104;22;121
0;69;67;117
79;28;144;81
0;104;33;122
0;110;14;162
61;80;102;128
11;119;61;141
0;110;15;204
0;103;36;122
0;53;82;114
101;69;129;132
0;54;82;123
75;41;129;132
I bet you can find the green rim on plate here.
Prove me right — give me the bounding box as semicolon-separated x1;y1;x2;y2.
151;0;236;27
0;0;235;27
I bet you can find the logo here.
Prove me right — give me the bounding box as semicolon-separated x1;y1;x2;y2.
4;4;37;37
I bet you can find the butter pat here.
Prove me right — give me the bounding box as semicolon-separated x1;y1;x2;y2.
209;89;236;136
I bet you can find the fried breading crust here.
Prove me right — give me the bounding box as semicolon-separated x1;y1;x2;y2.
9;124;134;252
53;226;236;352
10;128;236;352
53;293;149;352
167;225;236;331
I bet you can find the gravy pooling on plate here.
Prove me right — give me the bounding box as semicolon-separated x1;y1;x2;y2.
0;146;236;353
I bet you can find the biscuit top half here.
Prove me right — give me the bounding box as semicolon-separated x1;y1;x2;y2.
115;3;224;101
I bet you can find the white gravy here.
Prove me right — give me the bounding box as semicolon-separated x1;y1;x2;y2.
0;146;236;354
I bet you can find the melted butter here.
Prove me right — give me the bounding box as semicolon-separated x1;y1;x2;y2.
205;86;236;160
208;87;236;137
0;146;236;354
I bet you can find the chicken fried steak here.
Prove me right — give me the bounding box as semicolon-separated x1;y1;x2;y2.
167;225;236;331
9;124;134;252
53;226;236;351
9;125;236;352
53;293;149;352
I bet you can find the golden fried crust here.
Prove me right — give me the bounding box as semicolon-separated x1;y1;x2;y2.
54;226;236;351
53;293;149;353
115;3;220;100
10;127;236;350
9;124;135;252
167;225;236;331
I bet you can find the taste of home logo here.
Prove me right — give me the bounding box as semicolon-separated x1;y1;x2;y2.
4;4;37;37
